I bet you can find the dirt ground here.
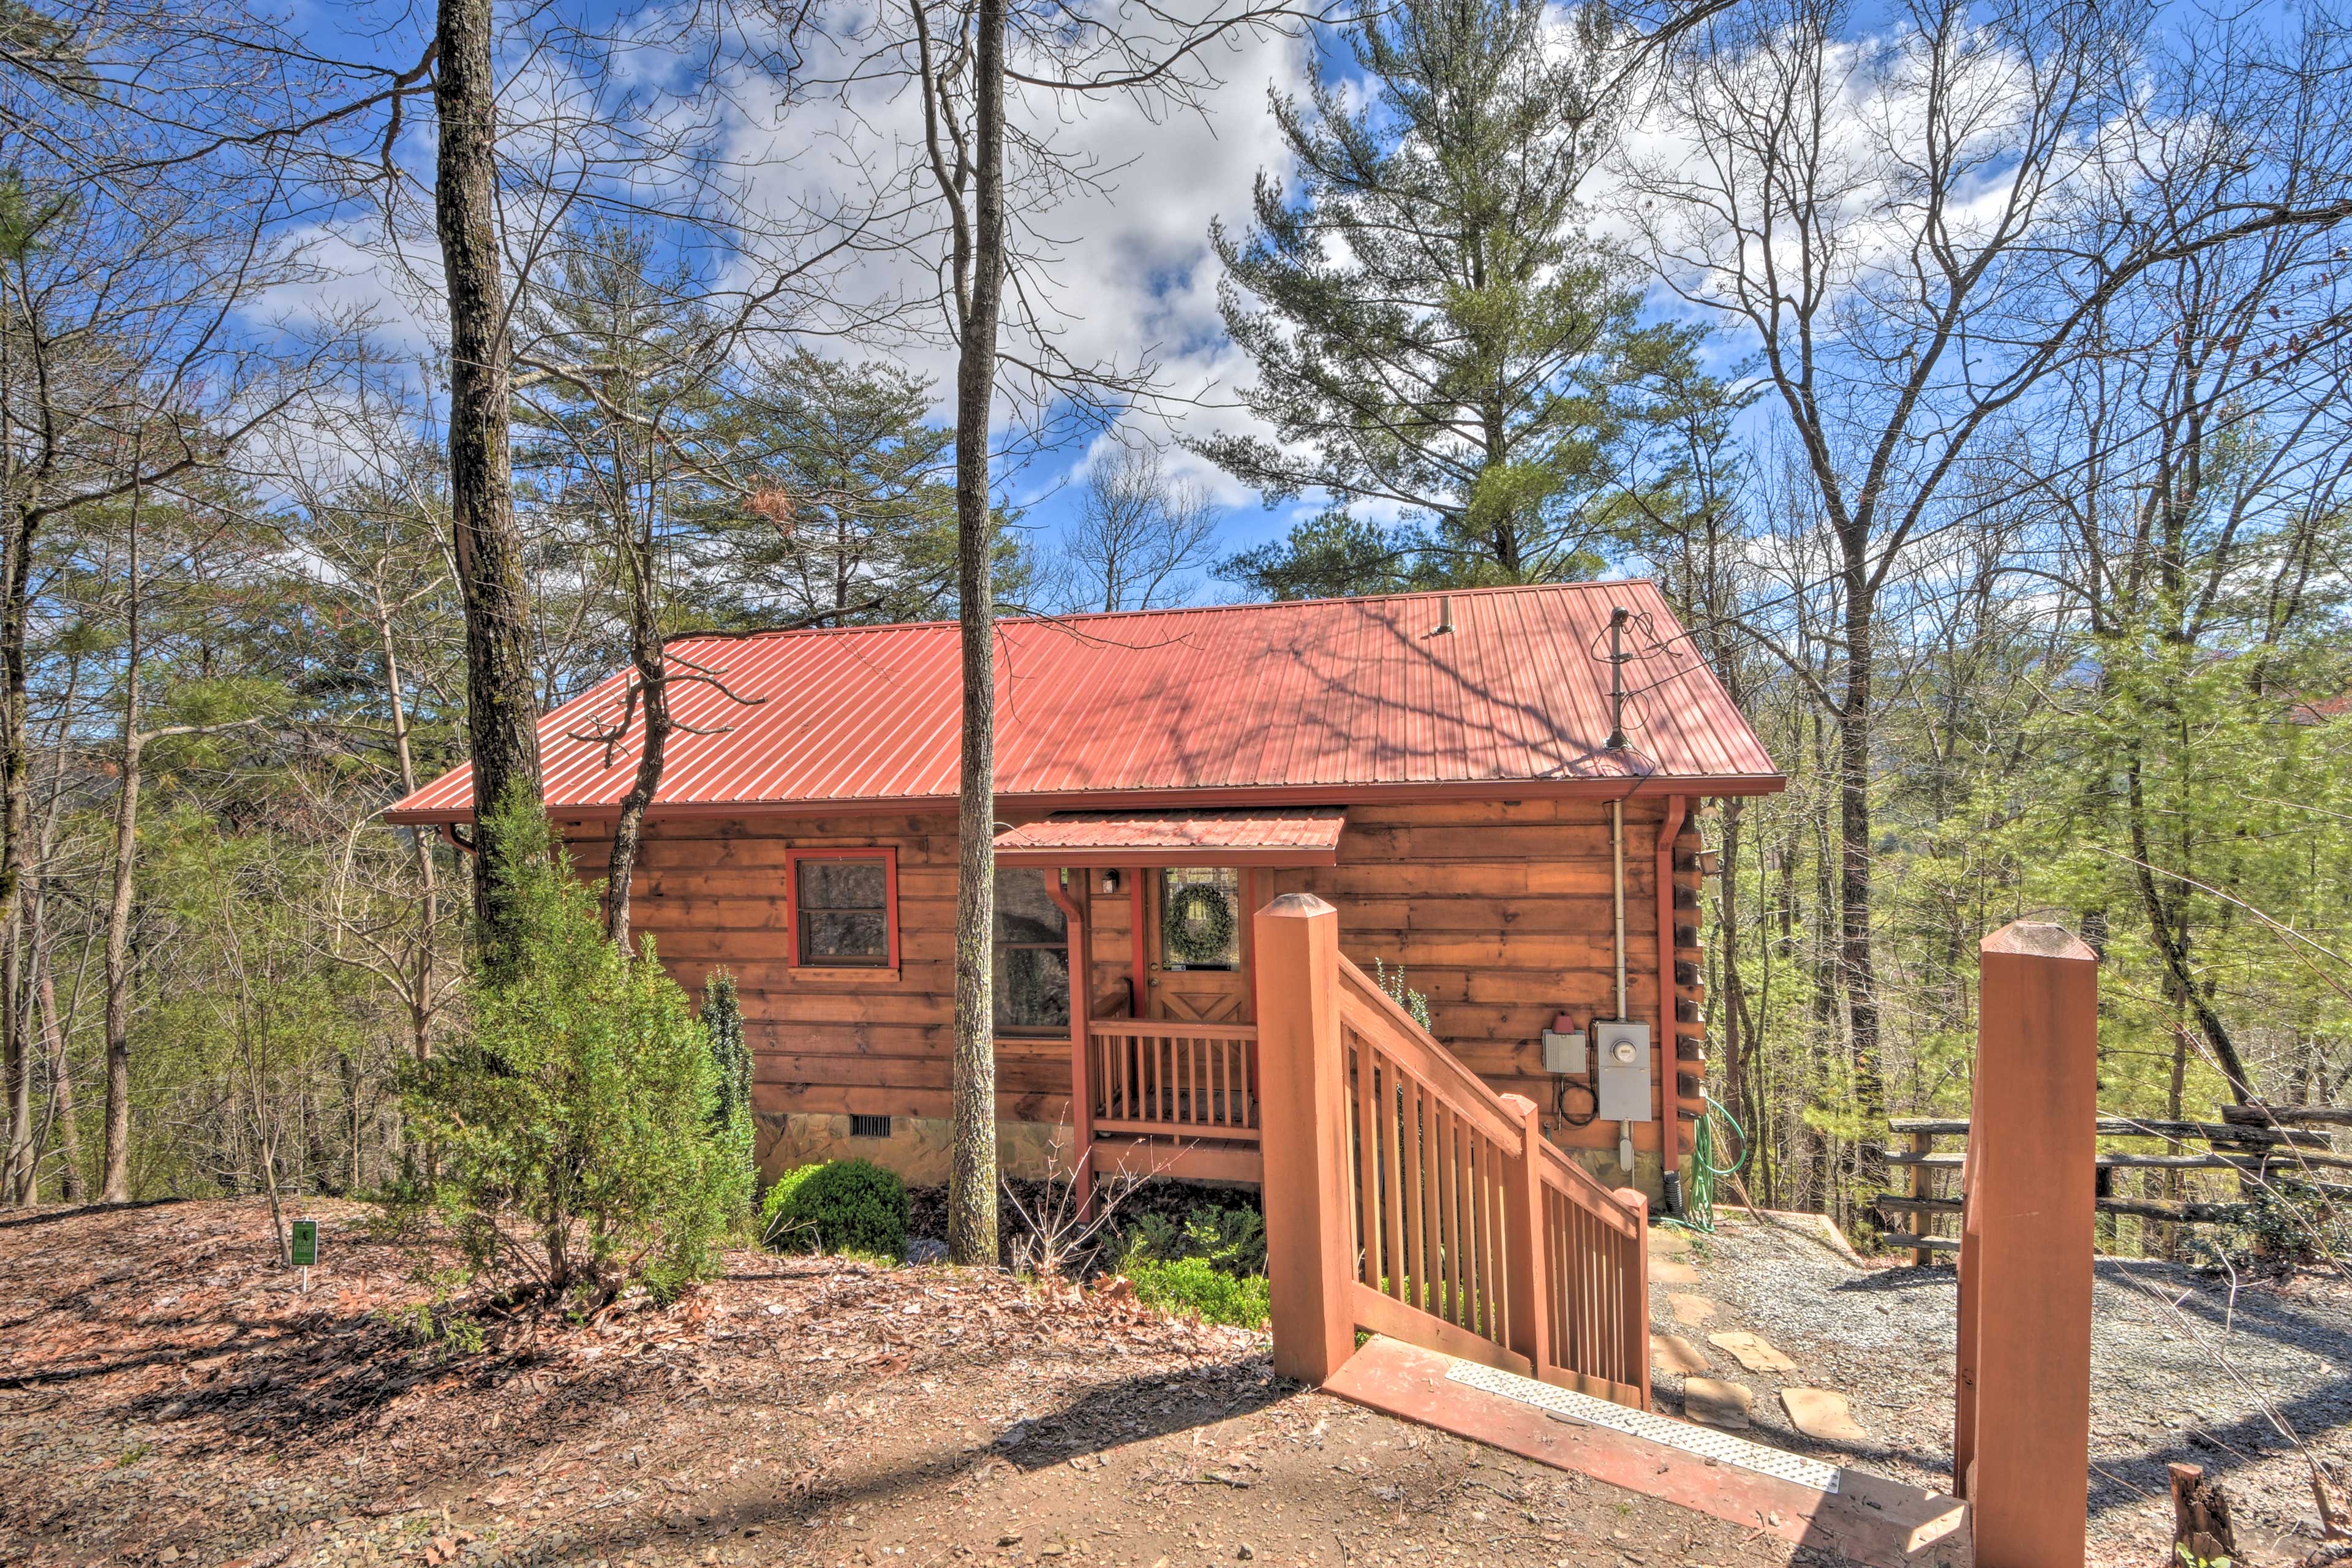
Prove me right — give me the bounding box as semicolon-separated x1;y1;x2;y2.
0;1200;1861;1568
1650;1209;2352;1567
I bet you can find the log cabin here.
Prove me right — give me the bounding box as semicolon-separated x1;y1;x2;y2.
387;582;1784;1201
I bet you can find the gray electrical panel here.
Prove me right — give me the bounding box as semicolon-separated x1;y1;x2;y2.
1593;1020;1653;1121
1542;1027;1587;1074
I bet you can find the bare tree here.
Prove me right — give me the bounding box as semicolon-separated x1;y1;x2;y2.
1055;441;1221;612
1627;0;2352;1193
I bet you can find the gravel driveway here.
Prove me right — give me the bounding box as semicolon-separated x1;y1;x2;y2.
1649;1210;2352;1566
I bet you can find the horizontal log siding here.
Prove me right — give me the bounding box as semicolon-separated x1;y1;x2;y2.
563;812;1077;1127
1270;798;1678;1158
565;796;1696;1158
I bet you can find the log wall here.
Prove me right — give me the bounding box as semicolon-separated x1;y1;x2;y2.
565;794;1708;1183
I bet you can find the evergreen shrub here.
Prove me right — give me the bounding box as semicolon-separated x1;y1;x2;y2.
762;1158;910;1259
386;791;755;1307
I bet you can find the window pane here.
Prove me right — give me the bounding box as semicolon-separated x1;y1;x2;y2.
993;868;1067;944
993;945;1070;1031
799;857;886;911
1161;867;1239;970
803;910;889;963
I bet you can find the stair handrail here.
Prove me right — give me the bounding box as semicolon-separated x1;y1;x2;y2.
1256;892;1649;1408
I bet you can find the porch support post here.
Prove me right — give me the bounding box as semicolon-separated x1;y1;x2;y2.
1498;1093;1552;1375
1129;867;1147;1017
1047;869;1093;1213
1254;892;1355;1385
1956;919;2097;1568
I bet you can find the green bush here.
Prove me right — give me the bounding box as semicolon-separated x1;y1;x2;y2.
1123;1254;1272;1329
2201;1178;2352;1272
1123;1204;1266;1275
386;791;756;1307
762;1158;910;1259
1115;1201;1271;1329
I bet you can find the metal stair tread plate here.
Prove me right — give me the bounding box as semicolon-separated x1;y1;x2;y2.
1443;1359;1840;1493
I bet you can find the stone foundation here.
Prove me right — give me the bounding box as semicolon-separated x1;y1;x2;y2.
755;1109;1684;1212
755;1110;1072;1186
1551;1144;1684;1207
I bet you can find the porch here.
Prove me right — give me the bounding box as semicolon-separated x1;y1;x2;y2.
999;807;1349;1189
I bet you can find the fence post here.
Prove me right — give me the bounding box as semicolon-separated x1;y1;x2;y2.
1616;1187;1651;1407
1498;1094;1553;1375
1254;893;1356;1384
1956;919;2098;1568
1908;1129;1932;1267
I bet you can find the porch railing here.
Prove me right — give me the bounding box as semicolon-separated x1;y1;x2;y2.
1257;893;1650;1408
1088;1020;1260;1140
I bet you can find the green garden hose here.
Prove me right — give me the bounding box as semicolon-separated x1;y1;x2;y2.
1673;1091;1747;1234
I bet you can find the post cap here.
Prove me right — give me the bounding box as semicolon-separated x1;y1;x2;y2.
1259;892;1337;918
1981;919;2098;962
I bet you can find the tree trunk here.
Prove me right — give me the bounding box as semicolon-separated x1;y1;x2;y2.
2;900;24;1204
1716;797;1749;1139
1839;588;1887;1200
0;499;36;1204
375;596;439;1060
605;552;671;951
946;0;1009;1269
437;0;543;970
99;502;146;1204
36;935;78;1202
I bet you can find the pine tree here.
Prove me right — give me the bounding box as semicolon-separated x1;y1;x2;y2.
703;969;755;1171
1199;0;1663;595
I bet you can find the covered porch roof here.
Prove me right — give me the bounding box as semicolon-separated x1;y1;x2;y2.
992;807;1346;867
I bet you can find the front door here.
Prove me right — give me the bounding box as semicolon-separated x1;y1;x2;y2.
1146;867;1252;1022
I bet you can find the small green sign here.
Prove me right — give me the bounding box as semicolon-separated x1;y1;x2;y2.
289;1219;318;1268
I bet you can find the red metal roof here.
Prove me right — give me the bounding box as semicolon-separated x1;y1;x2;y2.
994;808;1347;866
386;582;1782;823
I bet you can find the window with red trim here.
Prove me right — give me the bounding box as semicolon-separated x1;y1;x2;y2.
788;849;899;969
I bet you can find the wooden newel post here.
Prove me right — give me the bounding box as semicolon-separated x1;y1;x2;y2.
1254;893;1356;1385
1956;919;2098;1568
1615;1186;1651;1408
1498;1093;1552;1374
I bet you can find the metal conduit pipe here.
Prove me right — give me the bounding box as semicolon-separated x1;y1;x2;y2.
1612;796;1631;1174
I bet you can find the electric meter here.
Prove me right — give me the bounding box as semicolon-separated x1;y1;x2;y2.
1594;1020;1653;1121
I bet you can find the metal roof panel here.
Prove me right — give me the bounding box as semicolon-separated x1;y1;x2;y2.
389;582;1782;821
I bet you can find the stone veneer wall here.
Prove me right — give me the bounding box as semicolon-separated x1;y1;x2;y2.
755;1109;1073;1186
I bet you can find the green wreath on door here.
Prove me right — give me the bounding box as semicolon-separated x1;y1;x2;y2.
1163;881;1237;965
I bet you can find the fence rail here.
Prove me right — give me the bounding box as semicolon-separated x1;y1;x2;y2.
1877;1107;2346;1262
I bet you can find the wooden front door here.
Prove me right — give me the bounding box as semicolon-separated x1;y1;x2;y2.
1146;867;1253;1023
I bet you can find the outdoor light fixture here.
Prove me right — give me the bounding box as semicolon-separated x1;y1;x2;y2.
1099;869;1121;895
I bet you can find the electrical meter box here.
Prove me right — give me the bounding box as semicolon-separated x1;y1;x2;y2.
1593;1020;1653;1121
1542;1028;1587;1074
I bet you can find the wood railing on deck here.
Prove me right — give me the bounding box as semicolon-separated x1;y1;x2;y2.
1090;1020;1259;1139
1256;893;1650;1408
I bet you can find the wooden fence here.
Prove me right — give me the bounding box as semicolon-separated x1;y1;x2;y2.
1879;1110;2343;1265
1255;893;1649;1408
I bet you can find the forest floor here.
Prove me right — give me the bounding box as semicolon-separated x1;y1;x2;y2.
1;1199;1856;1568
1646;1208;2352;1567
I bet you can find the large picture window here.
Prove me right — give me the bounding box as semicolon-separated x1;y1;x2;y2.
993;869;1069;1033
790;850;898;969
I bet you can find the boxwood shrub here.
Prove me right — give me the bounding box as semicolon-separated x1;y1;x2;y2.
761;1158;910;1259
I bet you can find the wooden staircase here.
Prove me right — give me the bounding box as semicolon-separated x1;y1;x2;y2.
1253;893;1651;1407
